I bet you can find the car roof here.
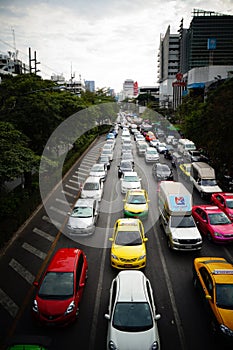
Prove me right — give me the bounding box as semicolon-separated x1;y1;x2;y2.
127;189;146;195
84;176;101;183
48;248;81;272
123;171;138;177
195;257;233;284
217;192;233;199
116;270;148;302
73;198;95;207
194;205;222;214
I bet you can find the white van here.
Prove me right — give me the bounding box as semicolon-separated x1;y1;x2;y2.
158;181;202;251
190;162;222;198
80;176;104;201
177;139;196;156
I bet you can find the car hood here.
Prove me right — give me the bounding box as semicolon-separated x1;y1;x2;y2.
112;244;145;258
81;190;100;198
170;227;201;239
124;203;148;213
89;171;105;177
218;308;233;331
37;297;73;315
122;181;141;189
213;224;233;235
157;171;171;177
68;216;93;229
109;326;159;350
199;185;222;193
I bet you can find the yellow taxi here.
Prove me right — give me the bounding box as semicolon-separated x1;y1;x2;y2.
193;257;233;342
109;218;148;270
123;189;149;219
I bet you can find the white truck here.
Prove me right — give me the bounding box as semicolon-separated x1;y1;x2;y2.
158;181;202;251
190;162;222;198
177;138;196;156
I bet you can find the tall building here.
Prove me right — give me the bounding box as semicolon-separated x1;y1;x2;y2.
85;80;95;92
123;79;135;99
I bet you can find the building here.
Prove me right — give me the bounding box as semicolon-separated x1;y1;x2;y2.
122;79;135;99
0;52;28;75
85;80;95;92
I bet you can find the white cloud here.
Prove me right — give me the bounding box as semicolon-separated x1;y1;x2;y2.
0;0;233;91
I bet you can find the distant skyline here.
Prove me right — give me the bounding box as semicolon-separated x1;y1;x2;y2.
0;0;233;92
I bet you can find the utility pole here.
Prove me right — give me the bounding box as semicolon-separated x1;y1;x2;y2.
29;47;40;74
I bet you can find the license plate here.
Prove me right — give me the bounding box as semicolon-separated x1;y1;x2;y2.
124;264;132;268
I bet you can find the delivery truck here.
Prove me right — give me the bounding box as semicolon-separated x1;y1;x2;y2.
158;181;202;251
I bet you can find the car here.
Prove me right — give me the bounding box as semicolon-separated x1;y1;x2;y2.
102;142;114;152
101;148;113;161
106;132;115;140
121;144;132;154
106;138;116;148
32;248;88;326
152;162;173;181
156;142;167;154
123;189;149;219
121;152;134;163
66;198;99;235
104;270;161;349
187;150;202;162
80;176;104;201
178;163;191;180
6;335;50;350
97;155;110;170
211;192;233;222
163;149;173;160
120;171;141;194
118;160;134;178
192;205;233;243
193;256;233;342
137;142;148;156
144;147;160;163
171;152;183;167
89;163;107;181
149;139;160;148
109;218;148;270
145;131;156;142
135;134;145;143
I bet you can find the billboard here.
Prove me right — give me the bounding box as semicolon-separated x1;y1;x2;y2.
207;38;217;50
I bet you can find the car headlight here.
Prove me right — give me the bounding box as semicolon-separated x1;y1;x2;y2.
220;324;233;337
173;238;179;243
151;341;159;349
32;299;38;313
138;254;146;260
111;254;119;260
108;341;118;350
228;213;233;218
65;301;75;315
213;231;223;237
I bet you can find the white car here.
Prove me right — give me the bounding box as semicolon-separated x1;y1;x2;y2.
66;198;99;235
145;147;160;163
156;142;167;154
120;171;141;193
101;148;113;161
80;176;104;201
89;163;107;181
105;270;161;350
149;139;160;148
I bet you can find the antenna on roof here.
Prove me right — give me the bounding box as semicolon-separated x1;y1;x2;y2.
11;27;18;59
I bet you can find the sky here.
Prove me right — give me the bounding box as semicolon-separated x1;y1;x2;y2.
0;0;233;92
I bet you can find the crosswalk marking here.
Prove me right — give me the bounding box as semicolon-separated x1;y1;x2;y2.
61;190;77;198
72;175;79;179
55;198;72;206
49;206;67;216
22;242;46;260
9;258;35;285
33;227;55;242
0;288;19;318
42;215;62;228
65;184;79;191
69;179;80;185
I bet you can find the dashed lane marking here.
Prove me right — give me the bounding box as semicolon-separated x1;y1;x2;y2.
55;198;72;206
65;184;79;191
9;258;35;285
33;227;55;242
22;242;46;260
61;190;77;198
49;206;67;216
69;179;80;185
42;215;62;228
0;288;19;318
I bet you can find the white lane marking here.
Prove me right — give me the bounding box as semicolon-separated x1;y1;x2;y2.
49;206;67;216
0;288;19;318
80;163;92;168
72;175;79;179
9;258;35;285
69;179;80;185
42;216;62;228
88;189;114;350
33;227;55;242
55;198;72;206
22;242;46;260
61;190;76;198
65;184;79;191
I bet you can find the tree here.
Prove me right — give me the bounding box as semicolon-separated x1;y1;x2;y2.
0;122;39;190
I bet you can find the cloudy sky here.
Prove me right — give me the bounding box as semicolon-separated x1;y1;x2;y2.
0;0;233;92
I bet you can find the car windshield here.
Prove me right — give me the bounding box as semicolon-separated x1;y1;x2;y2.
115;230;142;246
71;206;92;218
113;302;153;332
170;216;196;228
91;165;104;172
157;164;170;172
124;176;139;182
208;212;231;225
120;161;132;169
83;182;99;190
216;284;233;309
127;194;146;204
226;199;233;209
147;149;157;154
122;153;133;160
201;179;217;186
38;272;74;299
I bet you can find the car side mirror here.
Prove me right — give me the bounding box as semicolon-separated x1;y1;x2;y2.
33;281;39;287
144;238;148;242
104;314;110;320
205;295;212;300
109;238;113;241
79;282;85;288
155;314;161;321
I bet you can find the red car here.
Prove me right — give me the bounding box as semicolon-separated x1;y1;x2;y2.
211;192;233;222
192;205;233;244
32;248;88;326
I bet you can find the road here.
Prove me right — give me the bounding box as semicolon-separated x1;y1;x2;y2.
0;130;233;350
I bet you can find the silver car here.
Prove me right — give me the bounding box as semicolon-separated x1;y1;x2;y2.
67;198;99;235
89;163;107;181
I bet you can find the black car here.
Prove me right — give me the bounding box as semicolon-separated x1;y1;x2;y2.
118;160;134;178
152;162;173;181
